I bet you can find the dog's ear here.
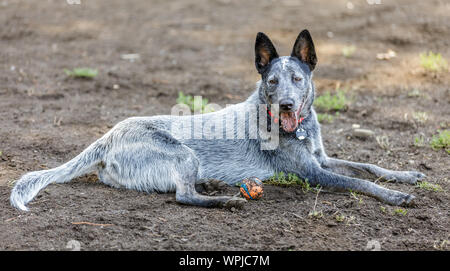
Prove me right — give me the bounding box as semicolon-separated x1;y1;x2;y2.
255;32;279;74
291;29;317;71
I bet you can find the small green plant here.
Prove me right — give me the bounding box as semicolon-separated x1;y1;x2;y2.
416;181;443;192
430;130;450;154
407;89;422;98
335;214;346;222
308;188;323;219
420;51;448;72
176;91;215;113
376;135;391;151
316;113;334;124
380;206;386;213
342;45;356;58
394;208;408;216
433;240;448;250
413;135;426;147
349;190;364;205
64;68;98;79
309;210;323;218
314;89;349;112
345;215;356;226
412;112;429;124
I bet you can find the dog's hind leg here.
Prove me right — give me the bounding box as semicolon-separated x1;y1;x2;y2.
174;156;246;209
321;158;426;184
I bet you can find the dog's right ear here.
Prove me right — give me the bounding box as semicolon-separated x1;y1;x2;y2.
255;32;279;74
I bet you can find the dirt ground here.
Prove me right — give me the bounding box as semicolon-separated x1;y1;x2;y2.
0;0;449;251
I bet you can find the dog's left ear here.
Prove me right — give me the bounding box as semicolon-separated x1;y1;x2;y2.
291;29;317;71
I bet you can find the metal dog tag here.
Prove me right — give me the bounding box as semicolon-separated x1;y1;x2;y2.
296;127;307;140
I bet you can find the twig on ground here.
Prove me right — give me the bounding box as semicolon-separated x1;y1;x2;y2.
71;221;114;227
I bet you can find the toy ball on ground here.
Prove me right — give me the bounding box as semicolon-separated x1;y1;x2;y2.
240;177;264;200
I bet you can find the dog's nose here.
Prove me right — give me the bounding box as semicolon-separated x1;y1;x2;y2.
279;98;295;111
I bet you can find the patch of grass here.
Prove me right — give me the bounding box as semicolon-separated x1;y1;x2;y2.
430;130;450;154
314;89;349;112
394;208;408;216
416;181;443;192
342;45;356;58
265;172;314;193
412;112;429;124
316;113;334;124
420;51;448;72
176;91;215;113
413;135;426;147
64;68;98;79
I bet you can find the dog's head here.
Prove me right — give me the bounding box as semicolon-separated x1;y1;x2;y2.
255;30;317;133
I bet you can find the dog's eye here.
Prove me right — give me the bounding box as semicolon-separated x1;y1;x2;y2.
268;79;278;85
293;76;302;82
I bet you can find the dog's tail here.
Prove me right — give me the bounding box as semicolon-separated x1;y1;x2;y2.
10;141;106;211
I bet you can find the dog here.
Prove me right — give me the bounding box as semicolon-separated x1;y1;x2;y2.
10;29;426;211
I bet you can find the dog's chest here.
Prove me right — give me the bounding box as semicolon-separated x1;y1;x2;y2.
279;133;314;155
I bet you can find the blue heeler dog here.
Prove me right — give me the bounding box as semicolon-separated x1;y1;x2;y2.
11;30;426;211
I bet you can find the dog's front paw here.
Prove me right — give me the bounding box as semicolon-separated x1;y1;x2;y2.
385;191;416;207
223;197;247;210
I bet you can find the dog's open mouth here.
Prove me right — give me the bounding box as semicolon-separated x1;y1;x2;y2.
280;112;299;133
280;106;302;133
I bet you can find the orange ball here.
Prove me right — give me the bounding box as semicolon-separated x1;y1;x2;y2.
240;177;264;200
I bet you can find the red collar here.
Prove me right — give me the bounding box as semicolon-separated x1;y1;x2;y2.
267;108;305;125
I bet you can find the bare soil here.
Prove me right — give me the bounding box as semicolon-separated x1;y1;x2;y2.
0;0;449;250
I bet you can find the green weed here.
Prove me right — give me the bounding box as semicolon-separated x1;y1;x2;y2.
420;51;448;72
314;89;349;112
176;91;215;113
394;208;408;216
416;181;443;192
342;45;356;58
430;130;450;154
64;68;98;79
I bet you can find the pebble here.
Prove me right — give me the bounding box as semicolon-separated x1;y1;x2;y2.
352;128;374;138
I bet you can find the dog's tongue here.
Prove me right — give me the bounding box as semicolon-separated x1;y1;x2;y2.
280;112;299;133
